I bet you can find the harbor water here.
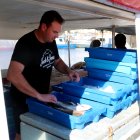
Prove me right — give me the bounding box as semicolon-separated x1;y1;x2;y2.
0;48;89;70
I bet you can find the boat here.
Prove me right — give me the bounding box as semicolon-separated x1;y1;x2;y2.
56;37;77;49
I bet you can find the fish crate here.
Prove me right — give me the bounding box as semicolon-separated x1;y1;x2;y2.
61;77;132;105
86;68;137;85
26;92;104;129
51;83;64;92
54;91;138;119
84;57;137;75
102;91;138;118
85;47;137;63
52;91;106;122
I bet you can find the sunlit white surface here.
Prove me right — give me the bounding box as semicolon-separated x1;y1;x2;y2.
0;70;9;140
135;14;140;100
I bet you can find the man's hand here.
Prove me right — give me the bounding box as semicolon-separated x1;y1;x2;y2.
54;58;80;82
37;94;57;103
68;70;80;82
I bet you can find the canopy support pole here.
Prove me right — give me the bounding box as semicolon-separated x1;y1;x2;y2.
67;31;71;68
101;30;104;47
135;14;140;113
112;25;116;48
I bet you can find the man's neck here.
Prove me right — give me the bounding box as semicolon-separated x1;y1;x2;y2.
34;29;45;43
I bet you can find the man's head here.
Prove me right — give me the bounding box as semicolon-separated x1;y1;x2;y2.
115;33;126;49
90;39;101;48
38;10;65;43
40;10;64;26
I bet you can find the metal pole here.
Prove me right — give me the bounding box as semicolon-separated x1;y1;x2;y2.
67;31;71;68
101;30;104;47
112;25;116;48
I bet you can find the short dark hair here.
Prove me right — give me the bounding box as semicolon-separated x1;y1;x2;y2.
115;33;126;49
90;39;101;48
40;10;65;26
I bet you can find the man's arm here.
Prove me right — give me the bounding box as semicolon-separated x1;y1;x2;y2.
54;58;71;74
54;58;80;82
7;61;57;103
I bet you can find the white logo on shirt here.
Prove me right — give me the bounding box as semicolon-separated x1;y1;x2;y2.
40;49;55;69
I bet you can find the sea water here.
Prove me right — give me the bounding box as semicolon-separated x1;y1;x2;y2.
0;48;89;70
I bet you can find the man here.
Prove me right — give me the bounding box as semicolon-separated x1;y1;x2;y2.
115;33;127;49
90;39;101;48
7;10;80;140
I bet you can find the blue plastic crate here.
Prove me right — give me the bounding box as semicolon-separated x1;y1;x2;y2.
51;83;63;92
26;95;96;129
78;91;137;119
85;47;137;63
131;82;139;91
61;77;132;105
102;92;138;118
86;68;137;85
54;91;137;119
129;92;138;102
84;57;137;75
52;91;106;122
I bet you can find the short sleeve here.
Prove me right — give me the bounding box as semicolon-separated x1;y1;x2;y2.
11;39;32;66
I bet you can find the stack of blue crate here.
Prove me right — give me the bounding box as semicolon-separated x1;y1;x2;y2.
85;47;138;118
55;47;138;119
27;47;138;129
85;47;138;102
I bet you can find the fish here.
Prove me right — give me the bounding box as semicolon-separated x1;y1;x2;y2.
46;101;92;116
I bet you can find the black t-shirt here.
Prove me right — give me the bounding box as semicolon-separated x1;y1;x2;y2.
10;30;59;103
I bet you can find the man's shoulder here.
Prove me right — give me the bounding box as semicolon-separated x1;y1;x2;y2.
19;30;35;42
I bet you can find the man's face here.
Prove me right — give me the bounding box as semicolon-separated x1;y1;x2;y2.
44;21;62;42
